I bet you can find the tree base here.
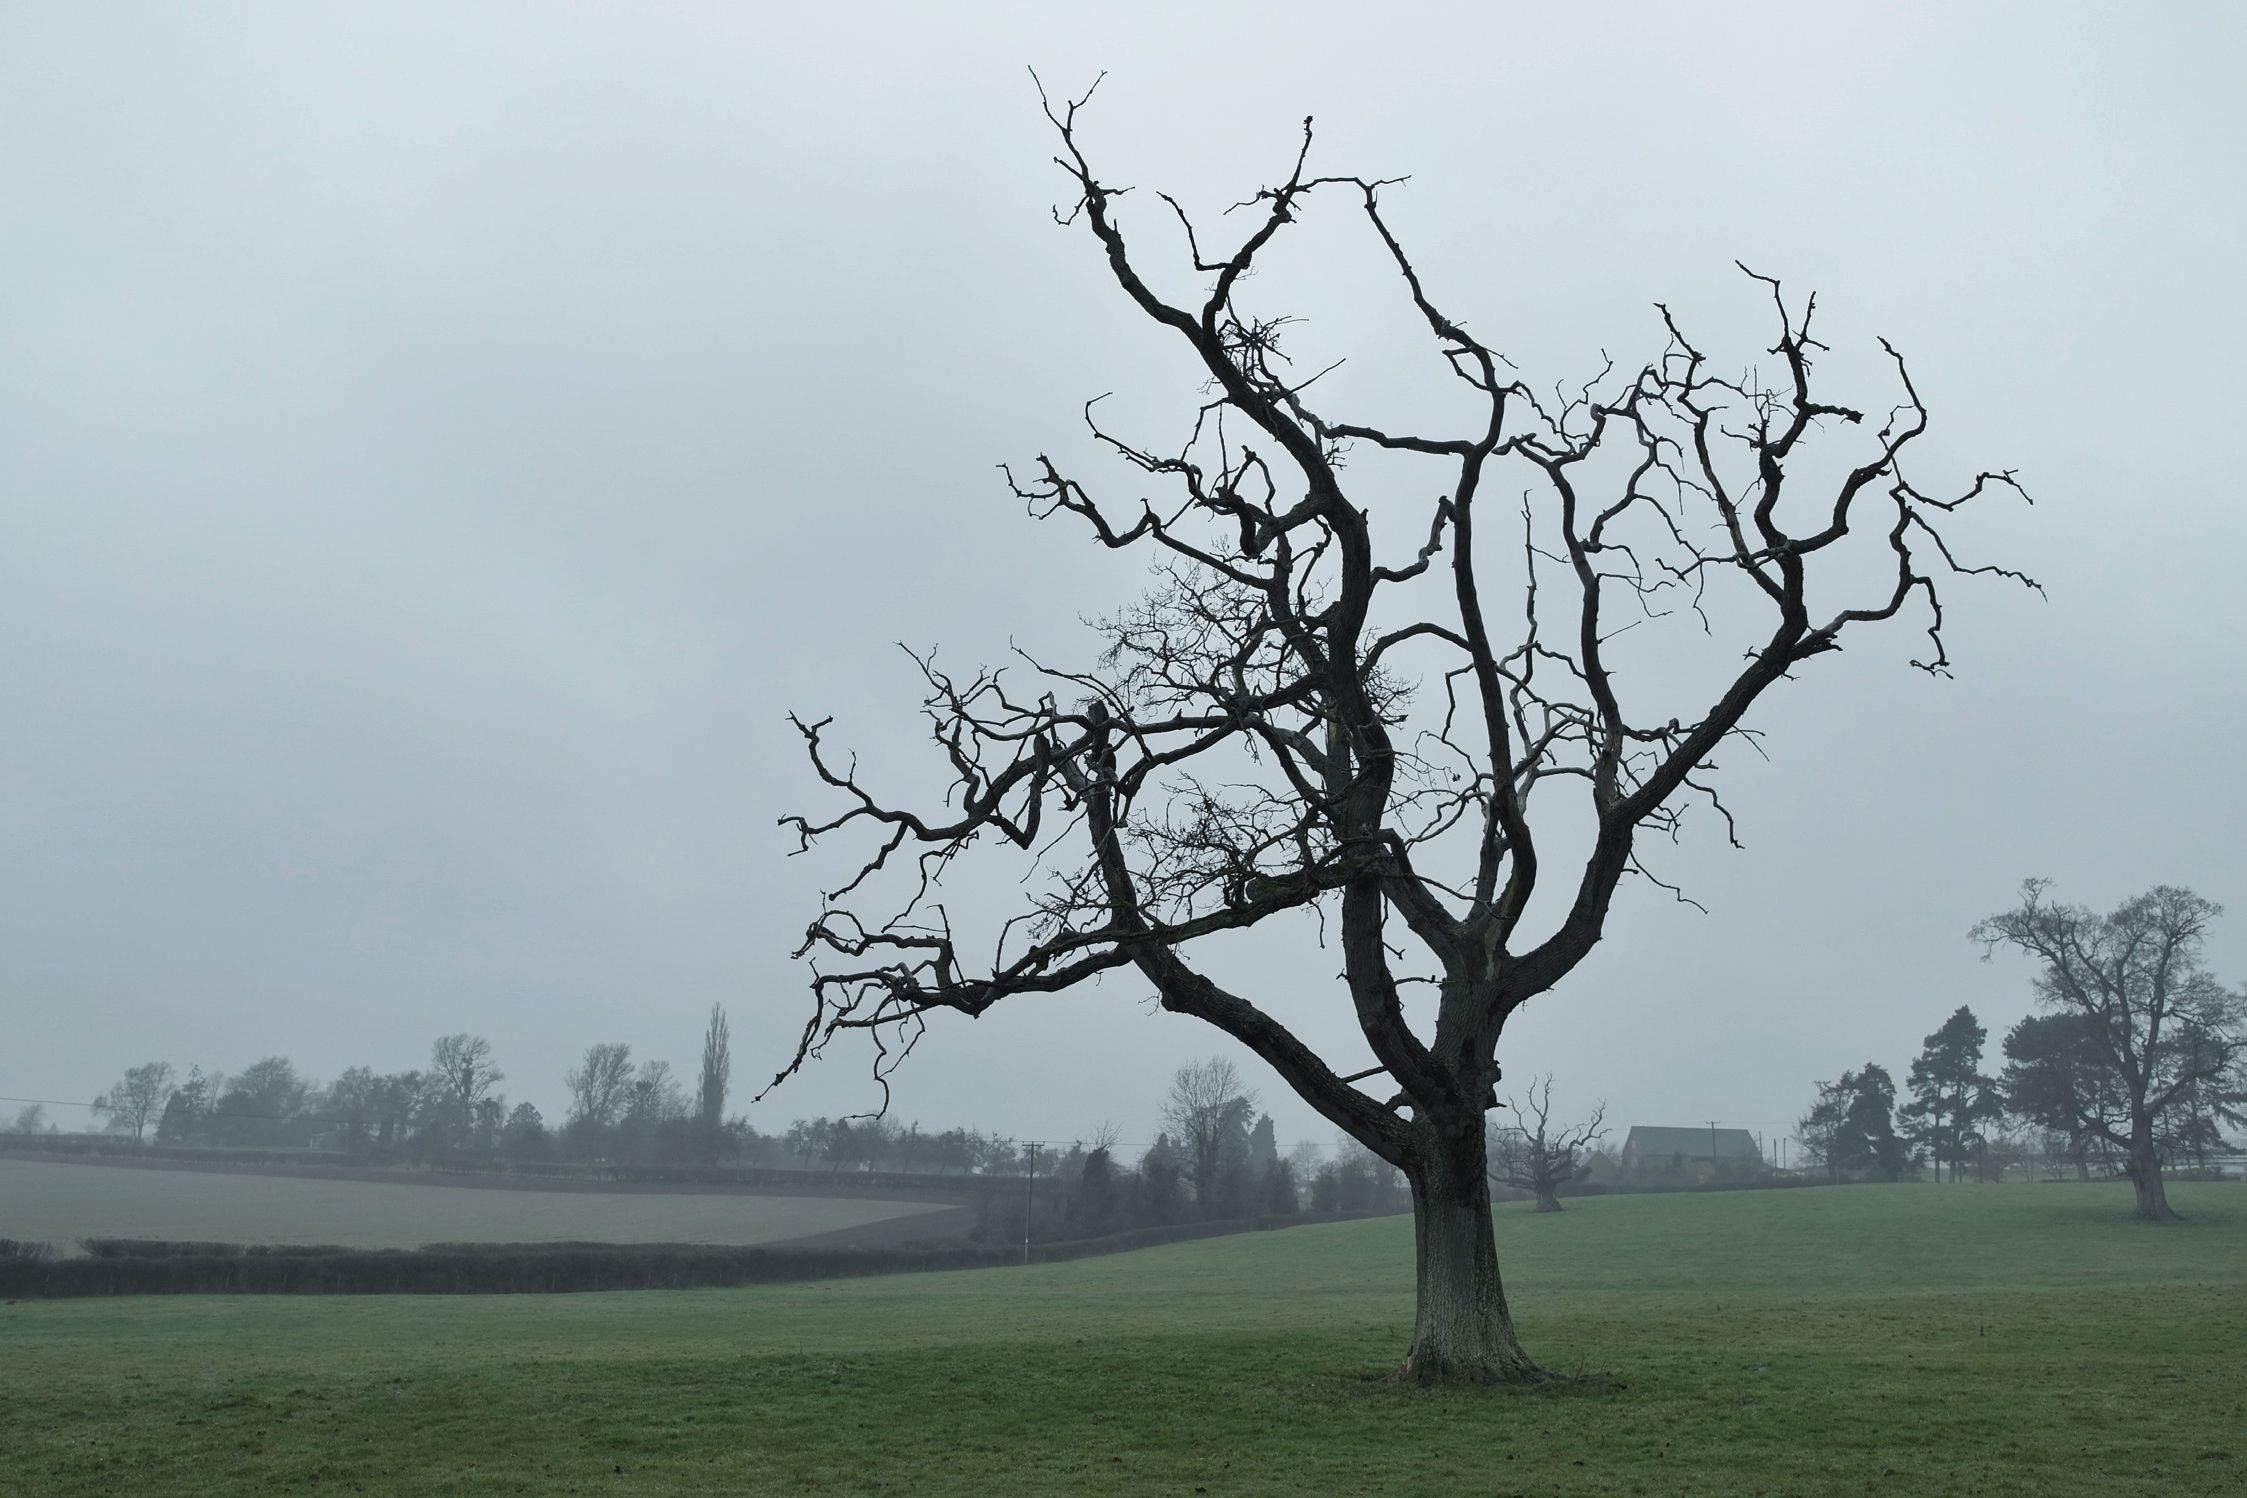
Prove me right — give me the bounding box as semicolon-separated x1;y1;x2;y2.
1394;1348;1550;1386
1392;1354;1626;1391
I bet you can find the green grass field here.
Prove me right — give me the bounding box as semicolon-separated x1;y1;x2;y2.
0;1158;952;1249
4;1184;2241;1497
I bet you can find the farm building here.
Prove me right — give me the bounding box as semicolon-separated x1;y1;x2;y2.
1619;1125;1763;1176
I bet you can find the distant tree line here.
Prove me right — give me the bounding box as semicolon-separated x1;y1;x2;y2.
52;1034;1409;1245
1794;883;2243;1215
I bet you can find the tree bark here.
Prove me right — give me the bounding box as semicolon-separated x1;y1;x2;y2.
2125;1121;2180;1222
1399;1122;1545;1384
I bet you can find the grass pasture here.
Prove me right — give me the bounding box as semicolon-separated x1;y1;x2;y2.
4;1183;2242;1497
0;1158;954;1250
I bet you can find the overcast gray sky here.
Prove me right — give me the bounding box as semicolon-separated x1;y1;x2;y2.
4;3;2241;1153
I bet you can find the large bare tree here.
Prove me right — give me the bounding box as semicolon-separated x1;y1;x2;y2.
1974;882;2244;1221
777;82;2032;1382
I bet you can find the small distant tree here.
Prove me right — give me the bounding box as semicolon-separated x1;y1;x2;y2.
1487;1075;1607;1211
1073;1144;1121;1231
1133;1134;1187;1223
1798;1065;1908;1182
785;1117;830;1169
209;1057;312;1147
564;1043;635;1136
9;1103;46;1134
629;1060;687;1120
1900;1007;2001;1182
892;1121;930;1173
375;1071;432;1152
1244;1112;1296;1215
429;1034;504;1144
1160;1058;1256;1211
1974;881;2246;1221
615;1061;690;1163
155;1067;217;1144
1315;1136;1409;1213
1259;1155;1301;1216
977;1134;1023;1177
501;1101;550;1159
1246;1111;1280;1179
91;1061;174;1142
698;1004;732;1156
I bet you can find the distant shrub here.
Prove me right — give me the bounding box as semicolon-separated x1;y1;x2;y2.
0;1238;54;1262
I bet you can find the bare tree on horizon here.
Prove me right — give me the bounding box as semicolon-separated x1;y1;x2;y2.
1488;1076;1606;1213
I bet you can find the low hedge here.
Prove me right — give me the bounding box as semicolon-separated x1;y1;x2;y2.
0;1210;1395;1300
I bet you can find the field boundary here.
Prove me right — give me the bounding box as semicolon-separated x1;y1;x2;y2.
0;1209;1404;1299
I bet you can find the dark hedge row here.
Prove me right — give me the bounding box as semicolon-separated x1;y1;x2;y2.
0;1211;1392;1299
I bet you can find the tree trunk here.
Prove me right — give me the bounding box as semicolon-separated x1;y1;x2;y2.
2125;1120;2180;1222
1532;1187;1563;1213
1399;1123;1545;1384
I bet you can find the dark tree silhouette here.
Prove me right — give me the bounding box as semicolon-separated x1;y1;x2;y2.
777;80;2033;1382
1975;882;2245;1221
1900;1006;2001;1182
2001;1013;2122;1179
1798;1064;1910;1182
1487;1076;1605;1212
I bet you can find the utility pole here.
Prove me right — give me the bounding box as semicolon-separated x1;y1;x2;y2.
1707;1119;1720;1183
1023;1141;1039;1266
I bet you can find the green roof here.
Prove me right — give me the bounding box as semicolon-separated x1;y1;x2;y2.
1621;1126;1762;1161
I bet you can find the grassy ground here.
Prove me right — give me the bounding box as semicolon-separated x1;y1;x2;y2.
4;1183;2241;1497
0;1158;953;1249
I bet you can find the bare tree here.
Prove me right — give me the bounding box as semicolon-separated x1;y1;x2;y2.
777;82;2032;1382
91;1061;174;1143
626;1060;688;1123
1160;1057;1256;1208
698;1004;732;1138
430;1034;503;1138
565;1042;634;1131
1974;882;2245;1221
1488;1076;1606;1212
